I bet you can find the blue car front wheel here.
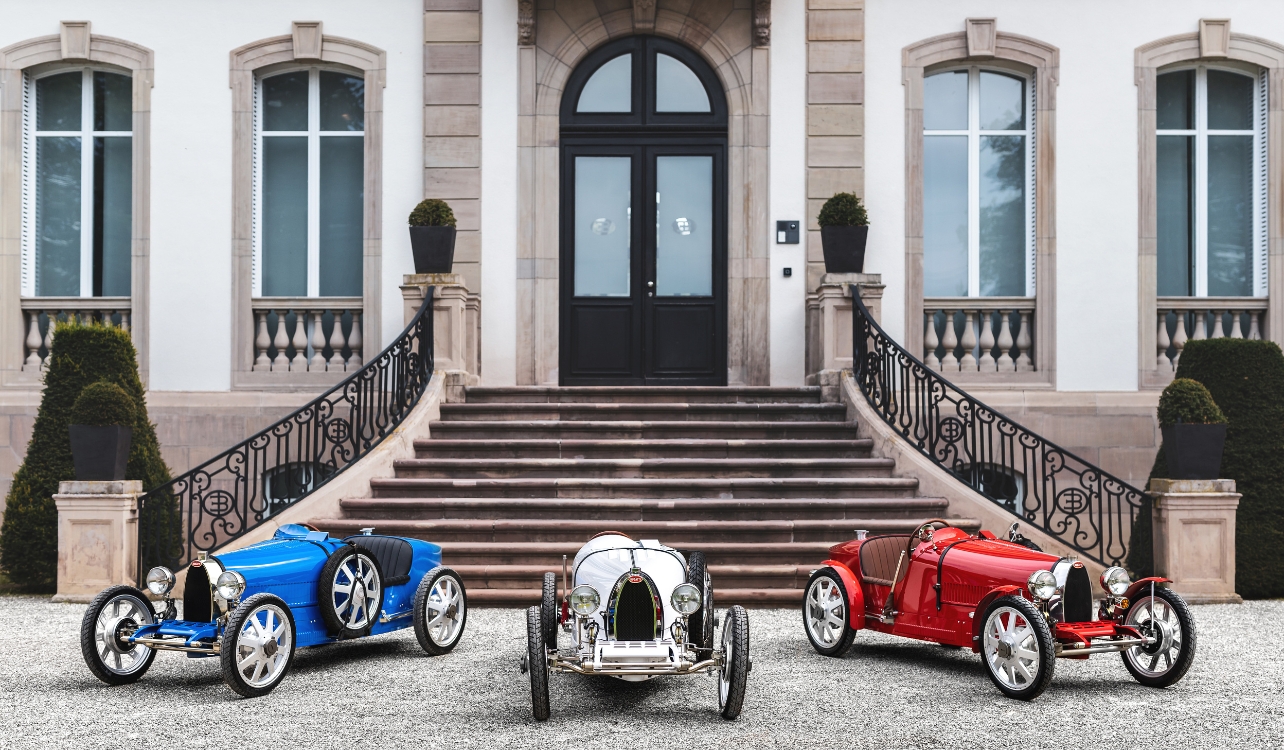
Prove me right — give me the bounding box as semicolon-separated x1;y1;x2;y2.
221;593;296;698
413;566;467;655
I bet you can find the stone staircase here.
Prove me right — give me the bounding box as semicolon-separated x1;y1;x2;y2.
311;386;972;606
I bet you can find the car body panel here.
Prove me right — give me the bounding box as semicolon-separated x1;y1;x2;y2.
818;560;865;630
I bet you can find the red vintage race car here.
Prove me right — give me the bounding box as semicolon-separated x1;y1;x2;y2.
802;520;1195;700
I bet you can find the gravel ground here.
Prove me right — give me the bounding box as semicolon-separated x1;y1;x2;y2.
0;597;1280;749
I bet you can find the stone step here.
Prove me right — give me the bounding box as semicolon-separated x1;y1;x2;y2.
438;402;848;422
390;457;896;479
462;386;823;404
466;587;804;607
427;541;837;566
412;438;874;459
426;420;861;440
367;476;919;499
339;496;948;521
452;563;815;590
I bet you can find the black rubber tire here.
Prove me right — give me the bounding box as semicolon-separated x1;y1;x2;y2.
717;604;749;719
1120;586;1197;688
80;585;158;686
540;571;558;650
317;545;384;638
526;606;551;721
413;566;468;655
979;595;1056;700
686;551;715;651
802;568;857;658
220;593;296;698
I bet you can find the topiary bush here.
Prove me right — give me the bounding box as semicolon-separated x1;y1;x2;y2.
70;381;138;427
817;192;869;227
1157;378;1226;427
0;322;173;591
408;198;457;227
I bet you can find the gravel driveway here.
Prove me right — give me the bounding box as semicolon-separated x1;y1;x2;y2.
1;597;1279;749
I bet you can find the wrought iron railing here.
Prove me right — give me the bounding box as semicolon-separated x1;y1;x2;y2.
850;291;1144;566
137;289;435;579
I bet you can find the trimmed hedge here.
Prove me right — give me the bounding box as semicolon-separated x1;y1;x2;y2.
0;323;173;591
71;381;137;427
408;198;456;227
817;192;869;227
1157;378;1226;427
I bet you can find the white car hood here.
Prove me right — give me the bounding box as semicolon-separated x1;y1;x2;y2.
573;535;687;631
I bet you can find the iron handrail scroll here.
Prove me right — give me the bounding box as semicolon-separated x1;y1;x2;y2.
849;290;1144;566
138;288;436;580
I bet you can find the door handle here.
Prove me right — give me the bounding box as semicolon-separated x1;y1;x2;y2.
647;281;654;287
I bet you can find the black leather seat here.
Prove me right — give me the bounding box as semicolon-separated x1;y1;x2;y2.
859;535;911;587
346;535;414;586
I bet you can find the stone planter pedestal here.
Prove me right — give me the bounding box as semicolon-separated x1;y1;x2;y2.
401;273;480;403
1148;478;1242;604
806;273;883;402
52;480;143;603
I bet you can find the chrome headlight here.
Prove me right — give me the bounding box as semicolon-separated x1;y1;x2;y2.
146;566;175;596
1100;566;1131;597
670;583;702;615
216;570;246;602
569;584;600;616
1026;569;1058;601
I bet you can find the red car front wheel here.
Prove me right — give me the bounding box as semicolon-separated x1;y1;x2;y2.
979;595;1056;700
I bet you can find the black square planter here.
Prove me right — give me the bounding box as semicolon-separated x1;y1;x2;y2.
409;226;457;274
820;225;869;274
1162;422;1227;480
69;425;132;481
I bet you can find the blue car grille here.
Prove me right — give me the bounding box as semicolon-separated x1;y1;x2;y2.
183;563;213;622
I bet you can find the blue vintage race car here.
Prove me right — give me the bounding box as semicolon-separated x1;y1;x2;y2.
80;524;467;697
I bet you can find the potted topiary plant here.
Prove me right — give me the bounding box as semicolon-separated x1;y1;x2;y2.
817;192;870;273
408;198;458;273
67;380;137;481
1158;377;1228;480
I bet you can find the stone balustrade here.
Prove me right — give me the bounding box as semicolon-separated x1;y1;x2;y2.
250;297;363;374
923;297;1035;373
21;297;132;371
1155;297;1267;376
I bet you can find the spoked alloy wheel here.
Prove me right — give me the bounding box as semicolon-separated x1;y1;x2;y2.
980;595;1055;700
319;547;384;637
413;566;468;655
803;569;855;657
1121;587;1196;687
80;585;157;685
717;605;749;720
221;593;296;698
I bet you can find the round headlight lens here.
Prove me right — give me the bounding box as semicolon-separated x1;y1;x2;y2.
569;584;600;616
146;566;175;596
216;570;246;601
1026;569;1058;601
670;582;702;615
1100;566;1131;597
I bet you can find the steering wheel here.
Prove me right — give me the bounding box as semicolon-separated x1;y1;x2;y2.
301;523;321;532
910;518;954;546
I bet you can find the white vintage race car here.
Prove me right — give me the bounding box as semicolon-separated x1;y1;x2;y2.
520;532;750;721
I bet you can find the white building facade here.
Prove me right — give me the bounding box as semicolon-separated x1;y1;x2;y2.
3;0;1281;500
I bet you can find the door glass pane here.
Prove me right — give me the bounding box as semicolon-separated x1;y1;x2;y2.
577;55;631;113
574;157;631;296
923;71;967;130
94;136;132;296
93;72;132;132
979;135;1026;296
656;156;713;296
319;136;364;297
1157;70;1195;130
1207;135;1253;296
261;137;308;296
655;54;710;113
1207;70;1254;131
923;136;968;296
262;72;309;131
320;72;364;132
979;72;1024;130
1157;135;1194;296
37;72;81;131
35;137;82;296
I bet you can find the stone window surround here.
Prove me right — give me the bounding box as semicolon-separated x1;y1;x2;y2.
1136;22;1284;389
516;3;770;386
229;24;386;390
0;23;153;388
902;23;1059;388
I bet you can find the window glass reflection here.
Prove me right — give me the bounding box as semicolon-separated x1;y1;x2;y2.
924;71;967;130
574;157;632;296
263;71;309;131
656;156;713;296
577;55;632;113
1207;70;1254;131
979;72;1024;130
923;135;968;296
979;135;1026;296
655;54;710;113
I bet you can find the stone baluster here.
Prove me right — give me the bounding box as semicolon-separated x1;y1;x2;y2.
119;311;130;333
253;311;271;371
1249;311;1262;340
924;311;940;370
328;312;348;371
272;311;290;370
977;312;996;372
309;311;327;371
959;311;979;372
42;314;55;359
24;312;43;369
940;310;959;372
1171;310;1187;366
346;311;363;369
100;311;112;328
1156;311;1172;373
289;311;308;372
1229;311;1243;339
1210;310;1225;339
1192;310;1208;341
1015;311;1033;371
996;311;1015;372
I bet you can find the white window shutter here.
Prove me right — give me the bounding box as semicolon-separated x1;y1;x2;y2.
20;73;35;297
1027;74;1037;298
1255;67;1268;297
251;75;261;297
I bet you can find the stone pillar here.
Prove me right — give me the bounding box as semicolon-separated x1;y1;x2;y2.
806;273;884;401
53;480;143;603
1148;478;1242;604
401;273;480;402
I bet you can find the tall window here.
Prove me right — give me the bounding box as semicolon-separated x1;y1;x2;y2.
922;67;1034;297
255;68;364;297
23;68;132;297
1156;65;1265;297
